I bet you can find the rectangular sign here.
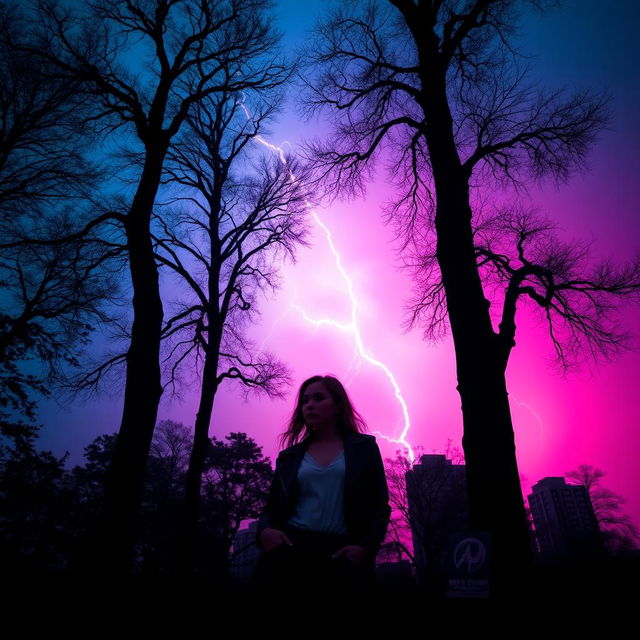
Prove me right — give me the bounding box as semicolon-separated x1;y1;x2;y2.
446;531;491;598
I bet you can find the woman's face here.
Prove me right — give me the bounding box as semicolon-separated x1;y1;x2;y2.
300;381;338;428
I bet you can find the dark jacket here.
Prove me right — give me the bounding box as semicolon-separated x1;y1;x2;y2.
255;430;391;564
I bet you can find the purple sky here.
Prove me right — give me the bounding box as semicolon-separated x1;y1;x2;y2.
37;0;640;536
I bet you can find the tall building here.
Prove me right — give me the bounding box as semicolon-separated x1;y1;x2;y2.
527;477;606;559
405;454;468;583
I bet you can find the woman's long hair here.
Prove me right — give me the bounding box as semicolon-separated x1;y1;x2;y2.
277;375;369;450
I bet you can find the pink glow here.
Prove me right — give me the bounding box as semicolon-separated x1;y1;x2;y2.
185;105;639;539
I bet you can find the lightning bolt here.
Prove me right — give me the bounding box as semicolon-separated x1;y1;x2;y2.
510;392;545;443
240;98;416;464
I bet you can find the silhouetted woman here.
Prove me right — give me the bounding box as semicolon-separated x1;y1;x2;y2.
249;374;391;594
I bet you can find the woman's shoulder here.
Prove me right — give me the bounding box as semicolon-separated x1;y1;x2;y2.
278;441;305;458
349;431;376;444
278;431;375;457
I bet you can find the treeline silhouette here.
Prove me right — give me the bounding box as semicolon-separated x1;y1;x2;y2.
0;419;276;585
2;413;638;596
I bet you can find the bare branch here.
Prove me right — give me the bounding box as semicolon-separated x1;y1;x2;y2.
473;204;640;375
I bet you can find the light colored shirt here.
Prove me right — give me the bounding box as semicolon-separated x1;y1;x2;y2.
286;449;348;534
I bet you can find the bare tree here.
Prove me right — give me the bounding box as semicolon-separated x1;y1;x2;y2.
386;458;418;569
148;419;192;482
0;6;121;442
0;5;99;224
385;440;467;591
135;419;191;575
0;227;122;417
151;88;310;574
296;0;639;591
2;0;293;575
566;464;640;555
407;203;640;375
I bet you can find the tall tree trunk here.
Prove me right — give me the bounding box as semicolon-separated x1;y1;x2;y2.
423;69;533;594
437;179;532;593
171;348;221;577
77;141;168;577
172;224;224;576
